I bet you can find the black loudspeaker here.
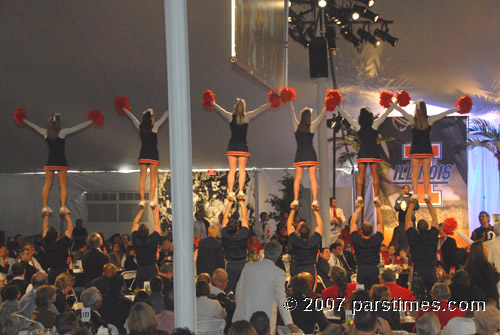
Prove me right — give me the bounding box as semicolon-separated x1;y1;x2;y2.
309;36;328;78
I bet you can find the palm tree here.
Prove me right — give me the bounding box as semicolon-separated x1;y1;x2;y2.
455;118;500;171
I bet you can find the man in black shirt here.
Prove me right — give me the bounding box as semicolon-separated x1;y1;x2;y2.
221;197;249;293
287;204;323;278
471;211;495;241
82;232;109;285
132;206;161;289
406;197;439;298
392;185;419;250
350;202;384;290
42;212;73;284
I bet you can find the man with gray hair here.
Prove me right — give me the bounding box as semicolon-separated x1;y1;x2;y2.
18;271;50;318
416;312;440;335
233;241;298;335
78;287;118;335
82;232;108;285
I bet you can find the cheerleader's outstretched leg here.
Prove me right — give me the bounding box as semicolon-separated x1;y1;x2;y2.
42;170;55;214
139;164;148;207
292;166;303;207
370;163;380;204
227;156;237;200
410;158;421;200
356;163;367;204
308;166;319;209
237;156;248;200
58;170;69;214
149;164;159;208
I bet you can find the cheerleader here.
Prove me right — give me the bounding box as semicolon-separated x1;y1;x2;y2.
338;103;396;204
15;110;101;214
119;100;168;208
285;101;328;209
395;101;459;200
209;96;270;200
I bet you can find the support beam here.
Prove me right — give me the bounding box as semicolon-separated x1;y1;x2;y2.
164;0;196;331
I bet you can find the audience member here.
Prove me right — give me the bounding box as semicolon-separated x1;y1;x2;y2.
24;241;45;274
100;274;133;335
350;309;393;335
406;197;439;298
227;320;257;335
42;212;73;284
123;246;138;271
196;280;226;322
254;212;276;244
158;238;173;266
329;240;356;277
8;262;29;296
127;302;157;335
289;275;329;333
415;312;441;335
79;286;117;335
474;305;500;335
73;218;88;243
194;209;209;240
287;204;323;277
380;268;415;301
32;285;57;329
381;242;400;265
0;285;20;319
248;232;264;258
132;207;161;288
54;273;74;313
350;202;385;290
393;185;419;250
197;225;224;276
86;263;117;296
471;212;494;241
465;240;500;303
317;247;332;287
221;198;250;293
108;242;124;268
0;245;15;275
370;284;401;330
18;271;48;318
233;241;297;335
159;262;174;295
298;271;320;298
321;266;357;302
249;311;270;335
83;232;111;285
150;276;164;314
329;197;346;243
437;221;458;274
134;290;152;306
56;311;79;335
17;248;37;283
156;289;175;335
442;310;475;335
72;240;88;262
448;269;486;304
0;315;22;335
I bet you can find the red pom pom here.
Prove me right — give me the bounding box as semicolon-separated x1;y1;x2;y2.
14;109;27;125
280;87;296;103
456;95;473;114
268;91;281;108
396;90;411;107
87;110;104;126
379;91;394;108
443;217;458;236
115;96;130;114
202;90;215;109
325;90;342;111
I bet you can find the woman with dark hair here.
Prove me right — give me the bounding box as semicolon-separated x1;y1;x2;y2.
464;240;500;303
32;285;58;329
121;102;168;208
395;101;459;200
285;98;328;209
338;103;396;204
54;273;75;313
108;242;124;268
207;94;270;201
17;111;101;214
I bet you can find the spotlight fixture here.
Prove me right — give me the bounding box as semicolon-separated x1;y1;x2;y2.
318;0;327;8
357;28;380;47
358;0;375;7
362;9;379;22
374;28;398;46
341;27;361;47
352;4;365;20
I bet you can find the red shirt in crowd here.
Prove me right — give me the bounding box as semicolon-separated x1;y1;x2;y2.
384;282;415;301
321;282;358;302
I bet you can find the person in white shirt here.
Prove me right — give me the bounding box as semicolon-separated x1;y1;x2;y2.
194;209;208;239
329;198;346;243
253;212;276;244
196;280;226;321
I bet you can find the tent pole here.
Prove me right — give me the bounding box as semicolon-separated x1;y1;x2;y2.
164;0;196;331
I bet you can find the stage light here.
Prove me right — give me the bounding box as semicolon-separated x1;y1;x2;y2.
340;27;360;47
318;0;327;8
357;28;380;47
352;4;365;20
374;28;398;46
363;9;379;22
288;1;292;7
358;0;375;7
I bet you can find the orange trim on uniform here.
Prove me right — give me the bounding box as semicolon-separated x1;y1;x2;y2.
225;151;251;157
408;153;434;158
44;166;69;171
356;158;382;164
138;159;159;165
293;161;320;167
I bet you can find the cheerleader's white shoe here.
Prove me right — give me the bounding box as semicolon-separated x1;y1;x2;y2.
411;194;418;200
311;200;319;210
423;193;430;200
149;200;158;209
237;191;245;201
227;192;235;201
60;207;71;215
373;196;381;205
291;200;299;209
138;200;146;208
41;207;53;215
356;196;364;205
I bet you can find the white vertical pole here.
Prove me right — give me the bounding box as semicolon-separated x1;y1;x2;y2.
164;0;196;331
316;78;330;247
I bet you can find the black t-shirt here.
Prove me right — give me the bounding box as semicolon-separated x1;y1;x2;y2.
289;232;322;267
132;231;160;266
471;226;495;241
406;227;439;264
42;236;72;269
221;227;249;260
351;231;384;264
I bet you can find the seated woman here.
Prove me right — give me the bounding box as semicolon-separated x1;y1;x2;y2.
32;285;58;329
54;273;75;313
321;266;358;303
195;280;226;321
127;302;158;335
108;242;124;268
381;242;401;265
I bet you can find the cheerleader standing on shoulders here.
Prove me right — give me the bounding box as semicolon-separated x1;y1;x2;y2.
116;97;168;208
338;101;397;205
283;88;328;209
203;90;277;200
394;101;460;201
14;109;103;214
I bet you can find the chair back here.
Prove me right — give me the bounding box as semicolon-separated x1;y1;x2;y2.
121;270;137;290
197;319;226;335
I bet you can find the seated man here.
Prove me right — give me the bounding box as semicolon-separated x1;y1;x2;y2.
349;309;393;335
380;268;415;301
78;287;118;335
86;263;118;296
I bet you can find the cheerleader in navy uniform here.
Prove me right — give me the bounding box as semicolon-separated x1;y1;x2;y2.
395;101;459;201
15;110;102;214
118;99;168;208
285;95;328;209
338;103;396;204
204;91;271;200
